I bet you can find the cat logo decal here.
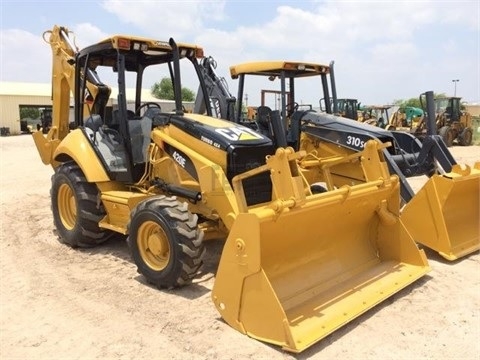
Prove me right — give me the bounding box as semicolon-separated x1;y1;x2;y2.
215;126;263;141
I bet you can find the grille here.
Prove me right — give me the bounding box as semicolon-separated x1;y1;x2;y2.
227;144;274;207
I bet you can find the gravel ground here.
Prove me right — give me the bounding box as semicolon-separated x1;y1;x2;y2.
1;134;479;360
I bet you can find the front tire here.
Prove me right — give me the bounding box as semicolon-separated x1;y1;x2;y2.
128;196;205;289
438;126;454;147
458;127;473;146
51;162;113;247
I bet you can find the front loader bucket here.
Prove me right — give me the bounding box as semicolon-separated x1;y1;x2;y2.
212;176;429;352
401;163;480;261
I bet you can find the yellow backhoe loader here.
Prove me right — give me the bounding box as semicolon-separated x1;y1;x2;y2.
359;105;393;128
34;26;430;353
197;59;479;262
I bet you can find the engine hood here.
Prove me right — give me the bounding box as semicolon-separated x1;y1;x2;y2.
166;113;272;150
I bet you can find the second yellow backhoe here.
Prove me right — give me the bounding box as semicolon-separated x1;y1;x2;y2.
197;59;479;262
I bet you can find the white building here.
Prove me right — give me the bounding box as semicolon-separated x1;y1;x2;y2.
0;81;189;135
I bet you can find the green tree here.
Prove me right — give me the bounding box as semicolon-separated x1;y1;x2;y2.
393;97;422;109
19;107;40;120
181;87;195;102
393;92;448;110
151;77;195;102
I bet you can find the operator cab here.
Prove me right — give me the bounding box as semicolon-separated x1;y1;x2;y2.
73;35;209;183
435;97;462;123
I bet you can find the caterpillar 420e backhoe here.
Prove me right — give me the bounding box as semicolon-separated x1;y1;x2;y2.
34;26;430;353
197;59;479;261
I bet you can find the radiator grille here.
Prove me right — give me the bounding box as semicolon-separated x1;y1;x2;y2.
227;144;274;206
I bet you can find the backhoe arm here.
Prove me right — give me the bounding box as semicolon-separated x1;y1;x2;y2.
195;56;236;121
43;25;77;140
34;25;109;167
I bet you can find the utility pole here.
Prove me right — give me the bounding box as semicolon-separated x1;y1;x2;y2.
452;79;459;96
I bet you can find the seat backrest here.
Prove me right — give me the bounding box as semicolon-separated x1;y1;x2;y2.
85;114;103;132
127;110;136;119
256;106;272;125
255;106;273;137
110;110;120;128
111;109;137;129
128;117;153;164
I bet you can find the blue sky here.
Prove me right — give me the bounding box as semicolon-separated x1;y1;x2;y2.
1;0;479;106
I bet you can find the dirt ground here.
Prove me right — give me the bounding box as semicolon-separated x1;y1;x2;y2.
1;134;479;360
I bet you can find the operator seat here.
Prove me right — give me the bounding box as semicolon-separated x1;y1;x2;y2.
85;114;103;132
128;116;152;164
84;114;127;172
111;109;136;129
109;109;153;164
255;106;273;138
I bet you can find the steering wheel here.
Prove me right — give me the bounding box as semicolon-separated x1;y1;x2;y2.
136;102;161;115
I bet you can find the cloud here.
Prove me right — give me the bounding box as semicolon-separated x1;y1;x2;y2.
70;23;110;49
100;0;226;40
0;29;50;83
0;25;110;84
1;0;477;103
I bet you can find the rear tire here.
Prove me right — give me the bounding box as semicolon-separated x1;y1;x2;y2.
51;162;113;247
438;126;454;147
128;196;205;289
458;127;473;146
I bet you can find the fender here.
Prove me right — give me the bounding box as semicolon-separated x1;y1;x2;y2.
53;129;109;182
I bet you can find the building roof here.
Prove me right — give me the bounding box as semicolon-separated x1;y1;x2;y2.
0;81;167;103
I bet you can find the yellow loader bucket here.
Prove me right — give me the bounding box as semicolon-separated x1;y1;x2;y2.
401;163;480;261
212;148;430;353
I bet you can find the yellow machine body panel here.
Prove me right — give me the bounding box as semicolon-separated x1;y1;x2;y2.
33;127;111;184
401;163;480;260
212;145;430;353
52;129;110;182
99;191;151;234
32;129;61;167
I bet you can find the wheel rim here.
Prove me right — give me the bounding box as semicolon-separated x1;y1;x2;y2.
58;183;77;230
137;220;170;271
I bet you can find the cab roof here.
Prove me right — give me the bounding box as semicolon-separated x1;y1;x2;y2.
77;35;204;70
229;61;330;79
96;35;202;54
